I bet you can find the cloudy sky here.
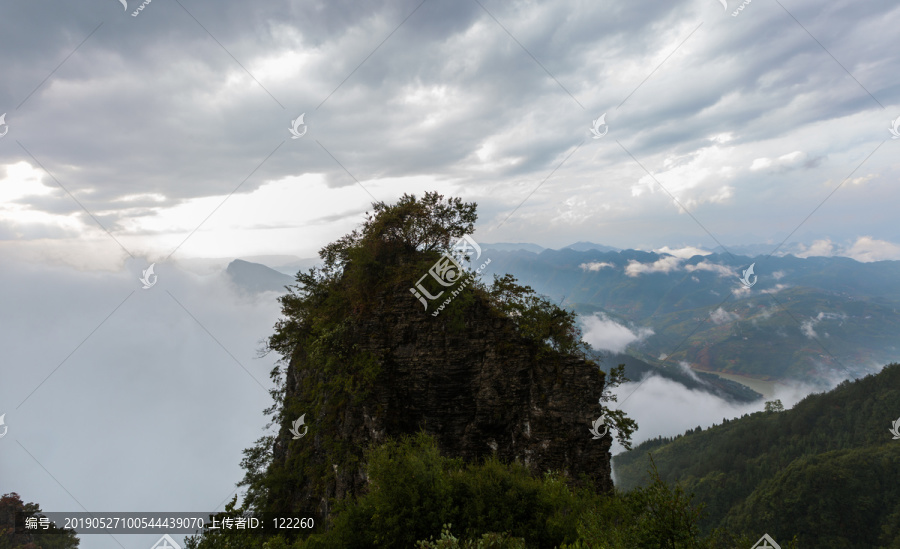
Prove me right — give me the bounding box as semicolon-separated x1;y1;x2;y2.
1;0;899;267
2;0;899;546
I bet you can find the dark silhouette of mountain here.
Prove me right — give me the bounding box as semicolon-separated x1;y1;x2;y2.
237;255;321;276
710;241;852;257
563;241;621;252
226;259;293;293
480;242;545;253
477;242;620;253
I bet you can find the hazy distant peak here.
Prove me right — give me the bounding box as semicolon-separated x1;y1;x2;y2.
563;242;620;253
226;259;294;294
480;242;546;253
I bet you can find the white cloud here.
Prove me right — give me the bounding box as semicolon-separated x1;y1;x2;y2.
790;237;900;262
625;256;683;277
749;151;808;172
731;285;752;298
610;363;887;455
0;162;82;238
710;307;739;325
772;270;786;280
676;361;702;382
847;173;877;186
654;246;712;259
760;283;789;294
0;256;282;549
685;261;734;277
816;311;847;322
800;311;847;339
845;236;900;262
582;313;654;353
795;239;837;258
629;144;736;210
801;319;818;338
753;306;777;322
580;261;615;271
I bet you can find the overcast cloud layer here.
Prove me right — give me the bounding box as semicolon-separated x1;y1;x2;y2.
0;260;281;548
2;1;900;547
1;0;899;265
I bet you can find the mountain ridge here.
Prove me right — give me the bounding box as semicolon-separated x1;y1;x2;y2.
611;362;900;546
478;248;900;382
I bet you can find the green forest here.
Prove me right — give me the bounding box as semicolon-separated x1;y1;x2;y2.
614;363;900;547
181;431;783;549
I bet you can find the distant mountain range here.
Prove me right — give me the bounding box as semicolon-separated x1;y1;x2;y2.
479;242;619;253
226;259;294;293
476;247;900;384
224;242;900;388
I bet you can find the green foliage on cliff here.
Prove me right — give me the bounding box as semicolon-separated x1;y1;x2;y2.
239;192;635;516
613;363;900;547
266;191;591;375
188;432;742;549
302;431;593;548
188;192;652;547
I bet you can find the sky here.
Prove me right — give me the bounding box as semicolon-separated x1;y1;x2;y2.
2;0;900;547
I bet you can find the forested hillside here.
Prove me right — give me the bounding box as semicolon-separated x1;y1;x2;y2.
481;248;900;381
613;363;900;547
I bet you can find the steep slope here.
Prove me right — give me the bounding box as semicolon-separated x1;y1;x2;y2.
248;193;617;526
265;282;612;520
226;259;294;293
612;363;900;546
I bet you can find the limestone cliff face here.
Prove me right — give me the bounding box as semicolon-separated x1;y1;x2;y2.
270;283;612;519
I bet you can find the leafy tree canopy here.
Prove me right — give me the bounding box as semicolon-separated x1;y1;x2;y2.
0;493;80;549
240;192;636;526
